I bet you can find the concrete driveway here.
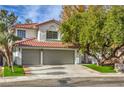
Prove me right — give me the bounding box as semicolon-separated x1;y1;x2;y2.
24;65;99;78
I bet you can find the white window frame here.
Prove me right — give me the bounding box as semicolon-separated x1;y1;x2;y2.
17;30;26;39
46;31;58;40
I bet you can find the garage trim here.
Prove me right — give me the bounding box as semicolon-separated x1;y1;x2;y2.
40;51;43;65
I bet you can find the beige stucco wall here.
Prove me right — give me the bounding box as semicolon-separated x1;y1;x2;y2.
38;22;61;41
15;28;37;39
15;22;61;41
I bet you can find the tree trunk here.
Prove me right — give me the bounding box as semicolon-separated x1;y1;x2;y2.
5;46;14;72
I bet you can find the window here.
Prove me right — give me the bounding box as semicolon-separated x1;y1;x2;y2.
17;30;26;38
46;31;58;39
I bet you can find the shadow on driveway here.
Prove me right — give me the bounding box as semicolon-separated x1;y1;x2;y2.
31;71;67;75
28;67;65;71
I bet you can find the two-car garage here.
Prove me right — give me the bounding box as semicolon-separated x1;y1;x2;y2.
22;49;75;65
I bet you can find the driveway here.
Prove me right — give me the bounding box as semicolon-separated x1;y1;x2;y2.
24;65;99;78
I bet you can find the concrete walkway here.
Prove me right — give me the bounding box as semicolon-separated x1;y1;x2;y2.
0;65;124;83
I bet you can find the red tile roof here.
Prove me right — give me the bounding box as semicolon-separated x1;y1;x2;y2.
15;23;38;29
15;19;60;29
37;19;60;26
15;38;77;48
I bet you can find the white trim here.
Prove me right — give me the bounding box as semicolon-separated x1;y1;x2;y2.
74;50;80;64
14;47;22;65
40;50;43;65
20;48;22;65
42;48;77;50
19;46;78;50
37;30;41;41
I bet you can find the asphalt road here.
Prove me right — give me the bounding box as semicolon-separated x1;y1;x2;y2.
1;77;124;87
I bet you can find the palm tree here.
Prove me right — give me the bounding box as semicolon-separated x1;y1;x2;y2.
0;9;19;72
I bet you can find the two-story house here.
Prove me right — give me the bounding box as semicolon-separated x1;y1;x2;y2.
13;19;81;65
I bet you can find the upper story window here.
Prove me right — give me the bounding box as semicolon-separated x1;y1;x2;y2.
46;31;58;39
17;30;26;38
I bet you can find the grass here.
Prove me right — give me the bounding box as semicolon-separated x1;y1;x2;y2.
0;68;2;77
83;64;116;73
4;65;25;77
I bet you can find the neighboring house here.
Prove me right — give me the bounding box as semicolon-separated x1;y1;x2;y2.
13;19;81;65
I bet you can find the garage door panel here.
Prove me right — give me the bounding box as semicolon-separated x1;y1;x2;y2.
43;50;74;65
22;49;40;65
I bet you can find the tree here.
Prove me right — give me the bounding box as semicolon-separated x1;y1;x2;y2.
0;9;19;72
61;5;85;22
25;18;33;24
100;6;124;62
60;6;124;65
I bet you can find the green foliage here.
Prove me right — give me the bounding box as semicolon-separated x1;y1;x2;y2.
0;9;18;46
0;9;20;46
61;6;85;21
103;6;124;45
83;64;116;73
4;66;25;77
60;6;124;61
60;13;83;45
0;9;19;72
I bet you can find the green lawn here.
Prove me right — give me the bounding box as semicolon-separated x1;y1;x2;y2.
83;64;116;73
4;65;25;77
0;69;2;77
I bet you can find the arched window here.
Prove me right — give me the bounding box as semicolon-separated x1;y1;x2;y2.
49;25;56;31
46;25;58;40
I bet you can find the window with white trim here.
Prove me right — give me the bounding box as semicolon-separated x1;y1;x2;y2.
17;30;26;38
46;31;58;39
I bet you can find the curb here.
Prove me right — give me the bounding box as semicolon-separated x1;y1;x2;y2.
82;65;101;74
23;66;31;76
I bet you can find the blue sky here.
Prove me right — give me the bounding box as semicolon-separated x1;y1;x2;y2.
0;5;62;23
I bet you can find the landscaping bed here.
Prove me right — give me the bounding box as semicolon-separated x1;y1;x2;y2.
4;65;25;77
83;64;116;73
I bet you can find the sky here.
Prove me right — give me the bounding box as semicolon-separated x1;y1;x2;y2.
0;5;62;23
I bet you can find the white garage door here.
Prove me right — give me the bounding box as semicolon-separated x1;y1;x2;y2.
43;50;74;65
22;49;40;65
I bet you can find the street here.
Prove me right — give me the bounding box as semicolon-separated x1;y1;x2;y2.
1;77;124;87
